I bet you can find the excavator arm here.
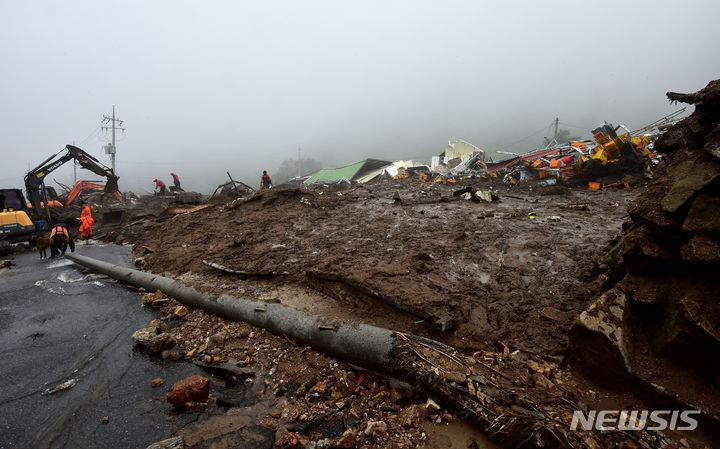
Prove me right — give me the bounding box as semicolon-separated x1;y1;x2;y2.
24;144;120;226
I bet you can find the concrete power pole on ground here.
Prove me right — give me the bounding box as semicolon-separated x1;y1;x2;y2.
101;105;125;175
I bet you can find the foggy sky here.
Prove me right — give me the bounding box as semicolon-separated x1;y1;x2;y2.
2;0;719;194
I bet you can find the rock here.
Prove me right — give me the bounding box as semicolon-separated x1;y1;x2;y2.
680;234;720;262
363;420;387;436
148;319;167;334
335;429;357;449
308;381;326;394
145;436;184;449
132;328;153;346
399;404;429;428
281;405;300;423
570;289;633;386
151;378;164;387
207;332;226;350
101;416;109;424
161;346;184;360
147;333;177;353
425;398;441;410
166;375;210;409
682;194;720;233
274;432;299;449
660;154;720;213
173;305;189;318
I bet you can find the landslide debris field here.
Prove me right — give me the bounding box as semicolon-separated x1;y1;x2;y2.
134;180;637;358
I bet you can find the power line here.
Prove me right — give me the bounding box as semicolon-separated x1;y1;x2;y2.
493;121;555;151
101;105;125;175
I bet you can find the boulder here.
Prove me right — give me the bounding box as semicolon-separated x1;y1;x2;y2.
570;289;633;386
682;194;720;233
660;153;720;214
166;375;210;409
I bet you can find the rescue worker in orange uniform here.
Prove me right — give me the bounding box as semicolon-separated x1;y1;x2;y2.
260;171;272;189
49;223;75;257
79;203;94;244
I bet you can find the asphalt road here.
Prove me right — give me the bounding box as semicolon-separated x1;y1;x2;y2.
0;244;212;449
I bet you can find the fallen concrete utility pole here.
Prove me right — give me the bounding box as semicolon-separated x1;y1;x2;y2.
66;252;670;449
67;252;394;373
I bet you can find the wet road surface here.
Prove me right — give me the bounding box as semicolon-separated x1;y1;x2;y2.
0;244;218;449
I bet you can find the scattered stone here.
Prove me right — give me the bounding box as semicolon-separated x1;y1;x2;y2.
281;405;300;423
151;378;164;387
147;333;177;353
308;381;327;395
101;416;109;424
399;404;429;428
335;429;357;449
173;305;189;318
363;420;387;436
425;398;441;410
161;346;184;360
166;375;210;409
207;332;226;350
132;328;153;346
148;319;167;334
274;432;299;449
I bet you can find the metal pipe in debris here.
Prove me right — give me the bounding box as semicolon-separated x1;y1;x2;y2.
65;252;397;373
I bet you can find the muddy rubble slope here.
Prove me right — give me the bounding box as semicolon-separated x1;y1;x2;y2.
571;79;720;428
133;179;635;358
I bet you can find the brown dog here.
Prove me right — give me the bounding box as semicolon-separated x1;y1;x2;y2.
31;236;54;259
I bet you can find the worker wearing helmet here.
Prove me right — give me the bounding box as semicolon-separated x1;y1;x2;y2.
153;179;167;194
260;171;272;189
170;172;182;191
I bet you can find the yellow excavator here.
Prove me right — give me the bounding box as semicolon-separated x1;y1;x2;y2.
0;188;36;244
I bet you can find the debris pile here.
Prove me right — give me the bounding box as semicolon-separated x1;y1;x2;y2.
571;79;720;429
135;292;676;449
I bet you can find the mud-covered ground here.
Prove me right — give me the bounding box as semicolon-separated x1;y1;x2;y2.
118;177;719;448
134;178;638;357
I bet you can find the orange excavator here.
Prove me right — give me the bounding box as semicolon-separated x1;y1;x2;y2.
66;180;122;205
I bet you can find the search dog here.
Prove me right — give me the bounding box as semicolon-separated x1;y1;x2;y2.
31;236;54;259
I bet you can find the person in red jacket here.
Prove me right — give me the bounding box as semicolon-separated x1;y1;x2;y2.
170;172;183;191
153;179;167;194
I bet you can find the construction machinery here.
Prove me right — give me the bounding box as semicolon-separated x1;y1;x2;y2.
66;180;123;205
24;144;121;229
0;188;36;243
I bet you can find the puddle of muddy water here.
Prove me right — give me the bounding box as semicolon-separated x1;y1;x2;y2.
423;420;498;449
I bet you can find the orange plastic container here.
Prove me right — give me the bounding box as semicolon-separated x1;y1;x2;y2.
588;182;601;190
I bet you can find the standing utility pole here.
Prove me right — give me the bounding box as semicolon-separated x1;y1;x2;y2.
553;117;559;140
297;145;302;177
102;105;125;174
